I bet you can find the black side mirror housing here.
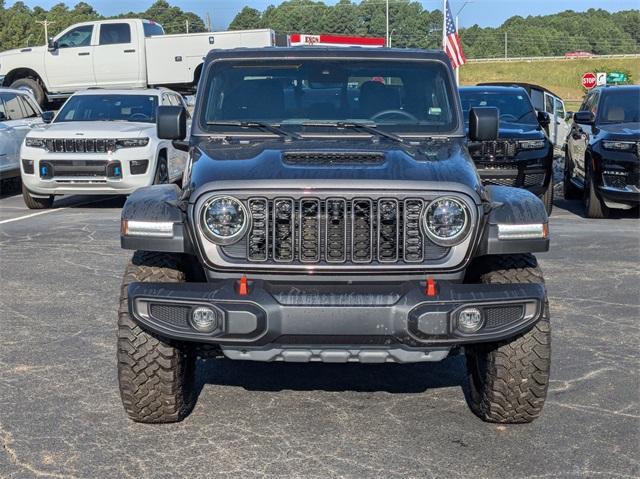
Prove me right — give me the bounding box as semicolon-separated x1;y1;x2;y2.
468;107;499;141
47;38;58;52
573;111;595;125
157;105;187;140
537;111;550;128
41;111;55;124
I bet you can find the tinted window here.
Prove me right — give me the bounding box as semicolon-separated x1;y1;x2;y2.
56;95;158;123
143;22;165;37
545;94;554;114
200;59;458;134
18;95;39;118
530;89;544;111
58;25;93;48
459;89;538;126
554;98;565;119
0;93;25;120
100;23;131;45
598;89;640;124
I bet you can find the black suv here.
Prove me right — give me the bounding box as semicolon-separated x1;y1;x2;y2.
117;48;551;424
564;85;640;218
460;86;554;214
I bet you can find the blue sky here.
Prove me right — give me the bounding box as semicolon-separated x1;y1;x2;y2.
6;0;640;30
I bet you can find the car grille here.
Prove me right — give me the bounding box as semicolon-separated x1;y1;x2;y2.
45;138;115;153
469;141;517;160
221;197;451;265
39;160;121;179
283;151;385;165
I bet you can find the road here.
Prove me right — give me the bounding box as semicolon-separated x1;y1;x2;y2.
0;182;638;479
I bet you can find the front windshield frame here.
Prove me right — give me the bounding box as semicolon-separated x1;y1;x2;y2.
54;94;159;124
597;89;640;125
459;89;539;127
196;57;461;136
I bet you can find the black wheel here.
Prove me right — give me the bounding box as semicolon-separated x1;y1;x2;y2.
117;251;196;423
584;170;609;219
153;154;169;184
539;184;554;215
465;254;551;424
10;78;45;106
21;184;53;209
563;151;581;200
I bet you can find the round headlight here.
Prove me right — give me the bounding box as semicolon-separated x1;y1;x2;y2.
422;197;470;246
201;196;250;245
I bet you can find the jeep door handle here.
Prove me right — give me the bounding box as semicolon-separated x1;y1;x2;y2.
78;52;90;56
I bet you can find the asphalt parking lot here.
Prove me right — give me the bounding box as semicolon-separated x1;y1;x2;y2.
0;180;638;479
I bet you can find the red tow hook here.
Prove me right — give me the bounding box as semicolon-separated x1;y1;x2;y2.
236;275;249;296
426;278;437;297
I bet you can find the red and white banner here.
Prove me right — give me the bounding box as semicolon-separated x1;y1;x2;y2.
289;34;385;48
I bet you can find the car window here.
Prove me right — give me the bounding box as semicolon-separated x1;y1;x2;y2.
56;95;159;123
544;94;555;115
597;89;640;124
529;89;544;111
460;89;538;126
18;96;39;119
586;93;600;115
143;22;165;37
554;98;565;119
99;23;131;45
58;25;93;48
0;93;25;120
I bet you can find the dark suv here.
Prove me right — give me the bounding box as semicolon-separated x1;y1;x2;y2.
460;86;554;214
564;85;640;218
117;48;551;424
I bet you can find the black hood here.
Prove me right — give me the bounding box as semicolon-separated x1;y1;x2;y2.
188;137;482;193
597;122;640;138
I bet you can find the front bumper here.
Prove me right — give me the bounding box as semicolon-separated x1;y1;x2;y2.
128;279;546;363
475;160;551;196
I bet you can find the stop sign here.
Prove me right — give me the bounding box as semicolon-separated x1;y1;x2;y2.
582;72;597;89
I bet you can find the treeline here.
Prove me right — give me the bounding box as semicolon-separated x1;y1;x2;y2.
0;0;205;50
230;0;640;57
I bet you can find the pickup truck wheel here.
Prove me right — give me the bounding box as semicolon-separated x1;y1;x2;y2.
117;251;196;423
153;154;169;184
10;78;45;107
21;184;53;209
539;184;554;215
563;152;581;200
465;254;551;424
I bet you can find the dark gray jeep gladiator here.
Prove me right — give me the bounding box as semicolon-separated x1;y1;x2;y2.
118;47;551;424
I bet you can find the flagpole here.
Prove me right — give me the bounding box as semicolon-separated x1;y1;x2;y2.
455;14;459;86
442;0;447;49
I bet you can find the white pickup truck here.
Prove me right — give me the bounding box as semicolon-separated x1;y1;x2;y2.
0;19;275;106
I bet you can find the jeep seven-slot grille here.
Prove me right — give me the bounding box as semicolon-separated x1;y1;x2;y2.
469;141;517;159
225;197;450;265
45;138;115;153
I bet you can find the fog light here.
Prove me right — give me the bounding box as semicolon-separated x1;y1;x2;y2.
458;307;483;333
190;306;219;333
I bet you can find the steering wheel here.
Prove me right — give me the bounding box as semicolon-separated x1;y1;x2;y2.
371;109;418;122
500;113;518;121
129;113;150;121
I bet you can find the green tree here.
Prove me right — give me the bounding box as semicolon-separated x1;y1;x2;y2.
229;7;262;30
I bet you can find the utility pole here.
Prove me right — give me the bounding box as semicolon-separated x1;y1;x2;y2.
185;20;189;34
385;0;389;47
205;12;212;32
36;19;55;44
504;31;508;59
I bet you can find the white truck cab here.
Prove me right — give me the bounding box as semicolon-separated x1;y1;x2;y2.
0;19;275;106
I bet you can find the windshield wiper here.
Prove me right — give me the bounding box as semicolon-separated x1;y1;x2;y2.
301;121;408;145
206;120;302;141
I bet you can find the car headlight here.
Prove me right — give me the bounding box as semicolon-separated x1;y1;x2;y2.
517;139;546;150
602;140;635;151
25;137;46;149
200;196;250;245
422;197;471;246
116;138;150;149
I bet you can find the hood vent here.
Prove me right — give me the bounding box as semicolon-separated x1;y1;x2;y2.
283;151;386;165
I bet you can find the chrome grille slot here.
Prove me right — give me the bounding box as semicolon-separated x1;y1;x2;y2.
247;198;268;261
403;199;424;262
273;198;294;262
351;199;373;263
377;199;399;262
325;198;347;263
299;199;320;262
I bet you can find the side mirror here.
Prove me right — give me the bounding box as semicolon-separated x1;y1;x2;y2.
537;111;550;128
573;111;595;125
565;111;574;121
41;111;55;124
157;105;187;140
468;107;498;141
47;38;58;52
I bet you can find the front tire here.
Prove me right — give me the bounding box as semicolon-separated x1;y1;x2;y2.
465;254;551;424
22;184;53;209
584;171;609;219
563;151;581;200
10;77;45;106
153;153;169;185
117;251;196;423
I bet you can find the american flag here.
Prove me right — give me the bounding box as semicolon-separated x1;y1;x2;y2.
443;0;466;69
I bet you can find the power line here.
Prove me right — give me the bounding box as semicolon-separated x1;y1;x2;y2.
35;19;55;43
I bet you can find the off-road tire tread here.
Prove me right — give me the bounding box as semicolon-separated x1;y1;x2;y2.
21;184;53;209
466;254;551;424
117;251;195;423
584;175;609;219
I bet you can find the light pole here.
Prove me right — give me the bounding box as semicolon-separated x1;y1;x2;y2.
454;1;473;85
386;0;390;47
389;28;397;48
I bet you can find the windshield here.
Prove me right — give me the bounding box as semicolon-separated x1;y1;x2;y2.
200;59;458;134
598;89;640;124
460;89;538;126
55;95;158;123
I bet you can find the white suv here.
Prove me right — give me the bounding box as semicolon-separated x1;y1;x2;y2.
20;88;188;209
